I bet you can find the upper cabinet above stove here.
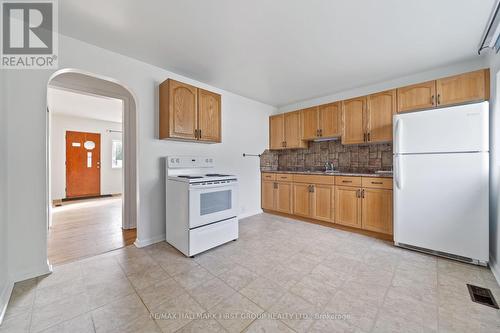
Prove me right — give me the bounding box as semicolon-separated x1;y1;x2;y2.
159;79;221;143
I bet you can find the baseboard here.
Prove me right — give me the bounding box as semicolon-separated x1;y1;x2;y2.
489;253;500;286
134;234;165;248
239;209;263;220
0;280;14;326
10;260;52;284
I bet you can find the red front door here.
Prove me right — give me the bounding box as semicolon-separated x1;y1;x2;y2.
66;131;101;198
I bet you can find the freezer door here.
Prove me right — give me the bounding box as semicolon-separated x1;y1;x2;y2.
393;102;489;154
394;152;489;262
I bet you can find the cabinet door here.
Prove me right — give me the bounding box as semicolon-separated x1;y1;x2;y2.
301;107;319;140
436;69;489;107
335;186;361;228
284;111;306;148
293;183;312;217
262;180;275;210
269;115;284;150
361;188;393;235
167;80;198;139
397;81;436;113
276;182;293;214
198;89;221;142
319;102;341;138
367;90;395;143
312;184;334;222
342;97;366;144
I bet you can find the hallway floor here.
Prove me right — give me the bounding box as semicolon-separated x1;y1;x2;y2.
48;196;136;265
2;213;499;332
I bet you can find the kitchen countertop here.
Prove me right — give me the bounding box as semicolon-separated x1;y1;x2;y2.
260;169;393;178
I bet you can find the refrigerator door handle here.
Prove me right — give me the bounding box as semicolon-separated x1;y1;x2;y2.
395;155;402;189
394;118;403;153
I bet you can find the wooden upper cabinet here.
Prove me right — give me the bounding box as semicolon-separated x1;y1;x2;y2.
342;97;367;144
335;186;362;228
284;111;307;149
361;188;393;235
397;81;436;113
301;107;319;140
436;69;490;107
269;114;285;150
319;102;341;138
367;90;396;143
159;79;221;143
198;89;221;142
160;79;198;140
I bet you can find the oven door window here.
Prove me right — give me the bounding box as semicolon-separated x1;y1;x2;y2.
200;190;232;215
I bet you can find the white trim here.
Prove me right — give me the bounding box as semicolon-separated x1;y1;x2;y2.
11;261;52;283
239;210;263;220
490;253;500;286
0;280;14;326
134;234;165;248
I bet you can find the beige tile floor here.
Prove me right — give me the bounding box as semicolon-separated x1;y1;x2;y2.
2;213;500;332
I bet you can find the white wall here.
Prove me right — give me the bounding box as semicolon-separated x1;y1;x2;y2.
50;114;123;200
278;58;489;112
3;34;276;281
488;52;500;283
0;69;11;323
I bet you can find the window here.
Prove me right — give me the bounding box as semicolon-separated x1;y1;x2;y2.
112;140;123;168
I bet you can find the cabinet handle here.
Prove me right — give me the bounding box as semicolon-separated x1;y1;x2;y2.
356;189;361;198
284;141;287;148
437;94;441;105
371;181;383;184
310;185;315;193
342;180;352;183
319;129;323;137
274;182;278;189
199;129;202;138
363;133;367;142
431;95;435;105
361;189;365;198
367;133;370;142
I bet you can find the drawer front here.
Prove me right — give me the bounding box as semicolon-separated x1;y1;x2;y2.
362;177;393;189
293;174;335;185
261;173;276;181
276;173;293;182
336;176;361;187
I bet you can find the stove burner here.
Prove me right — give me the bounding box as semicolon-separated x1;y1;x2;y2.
205;173;231;177
178;175;203;179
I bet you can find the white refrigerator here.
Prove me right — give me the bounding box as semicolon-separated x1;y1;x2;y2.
393;102;489;265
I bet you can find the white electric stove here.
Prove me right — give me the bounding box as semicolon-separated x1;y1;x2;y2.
165;156;239;257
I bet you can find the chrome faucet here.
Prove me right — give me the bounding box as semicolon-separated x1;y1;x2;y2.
324;161;335;172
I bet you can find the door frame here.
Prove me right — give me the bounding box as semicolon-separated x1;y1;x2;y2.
46;68;139;233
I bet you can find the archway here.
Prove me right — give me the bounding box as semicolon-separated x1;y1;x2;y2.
46;69;138;264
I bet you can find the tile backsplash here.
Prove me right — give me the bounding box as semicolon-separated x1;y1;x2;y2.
260;140;393;172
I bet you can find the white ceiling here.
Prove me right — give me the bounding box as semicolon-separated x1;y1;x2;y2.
59;0;495;106
48;87;123;123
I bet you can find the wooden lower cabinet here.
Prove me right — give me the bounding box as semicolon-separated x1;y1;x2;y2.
361;188;393;235
335;186;362;228
263;175;393;238
293;183;312;217
262;180;293;213
261;180;275;210
276;182;293;214
312;184;334;222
